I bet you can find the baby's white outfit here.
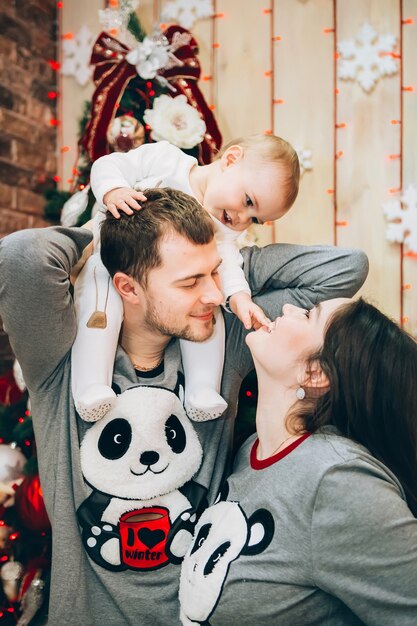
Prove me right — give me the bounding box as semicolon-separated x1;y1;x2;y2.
73;141;251;422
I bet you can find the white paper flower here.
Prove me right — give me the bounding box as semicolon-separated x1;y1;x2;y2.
126;36;170;79
144;95;206;149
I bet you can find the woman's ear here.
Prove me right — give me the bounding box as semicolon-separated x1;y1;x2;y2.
300;360;330;392
220;144;244;169
113;272;142;304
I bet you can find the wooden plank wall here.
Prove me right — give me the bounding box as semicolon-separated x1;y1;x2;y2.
61;0;417;337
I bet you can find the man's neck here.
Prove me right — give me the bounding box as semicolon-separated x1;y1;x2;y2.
121;323;170;371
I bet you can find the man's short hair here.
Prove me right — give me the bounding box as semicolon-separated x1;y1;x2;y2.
100;187;215;285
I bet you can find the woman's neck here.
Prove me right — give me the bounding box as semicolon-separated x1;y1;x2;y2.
255;375;302;460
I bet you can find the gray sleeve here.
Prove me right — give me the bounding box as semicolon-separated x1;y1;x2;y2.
0;226;92;392
226;244;368;378
311;461;417;625
242;243;368;319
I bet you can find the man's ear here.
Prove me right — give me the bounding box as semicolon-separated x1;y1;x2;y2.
113;272;142;304
220;144;244;169
300;360;330;393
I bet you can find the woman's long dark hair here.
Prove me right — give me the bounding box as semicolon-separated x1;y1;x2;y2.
303;298;417;517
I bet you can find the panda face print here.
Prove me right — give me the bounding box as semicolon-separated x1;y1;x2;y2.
179;501;274;625
80;387;203;500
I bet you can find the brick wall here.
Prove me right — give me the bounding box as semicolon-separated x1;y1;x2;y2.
0;0;57;374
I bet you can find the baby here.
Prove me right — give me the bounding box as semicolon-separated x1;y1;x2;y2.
72;134;300;422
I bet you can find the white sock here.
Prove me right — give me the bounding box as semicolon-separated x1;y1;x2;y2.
180;309;228;422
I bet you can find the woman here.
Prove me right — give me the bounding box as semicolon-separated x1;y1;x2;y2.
179;298;417;626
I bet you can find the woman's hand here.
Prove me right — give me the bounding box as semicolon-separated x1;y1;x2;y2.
103;187;147;218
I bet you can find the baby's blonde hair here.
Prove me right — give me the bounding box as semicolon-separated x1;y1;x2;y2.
219;134;300;210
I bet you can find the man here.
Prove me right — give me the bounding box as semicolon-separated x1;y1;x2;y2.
0;188;368;625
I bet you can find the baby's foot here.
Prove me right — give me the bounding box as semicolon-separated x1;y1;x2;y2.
185;388;228;422
75;384;116;422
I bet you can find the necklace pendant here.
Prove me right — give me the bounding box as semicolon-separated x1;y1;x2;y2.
86;310;107;329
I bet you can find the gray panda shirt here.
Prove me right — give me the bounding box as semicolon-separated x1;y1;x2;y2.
0;226;367;625
179;428;417;625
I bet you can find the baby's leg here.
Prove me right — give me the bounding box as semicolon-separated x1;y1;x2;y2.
180;309;227;421
72;252;123;421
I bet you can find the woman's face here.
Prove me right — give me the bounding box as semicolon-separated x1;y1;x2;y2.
246;298;351;381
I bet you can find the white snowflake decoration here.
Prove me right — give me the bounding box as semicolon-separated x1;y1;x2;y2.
61;25;94;86
338;23;398;93
295;146;313;176
160;0;213;30
384;184;417;254
99;1;139;45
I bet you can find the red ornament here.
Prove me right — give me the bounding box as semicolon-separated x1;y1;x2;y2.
0;370;24;406
14;476;50;533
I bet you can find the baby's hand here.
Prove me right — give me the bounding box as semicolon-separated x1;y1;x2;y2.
228;292;271;331
103;187;147;218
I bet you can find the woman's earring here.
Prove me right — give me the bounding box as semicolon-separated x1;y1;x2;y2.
296;387;306;400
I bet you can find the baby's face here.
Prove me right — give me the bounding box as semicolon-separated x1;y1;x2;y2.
203;157;290;231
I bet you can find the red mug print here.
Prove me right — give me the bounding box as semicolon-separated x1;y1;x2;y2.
119;507;171;569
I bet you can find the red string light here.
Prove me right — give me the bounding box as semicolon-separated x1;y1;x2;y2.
336;221;348;227
48;60;61;71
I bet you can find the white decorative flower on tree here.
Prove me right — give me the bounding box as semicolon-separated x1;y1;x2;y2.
144;95;206;149
295;147;313;176
338;23;398;93
126;36;170;79
384;184;417;254
61;25;94;87
161;0;213;30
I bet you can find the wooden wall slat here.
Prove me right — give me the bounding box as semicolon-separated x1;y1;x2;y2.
402;0;417;337
272;0;335;246
336;0;401;319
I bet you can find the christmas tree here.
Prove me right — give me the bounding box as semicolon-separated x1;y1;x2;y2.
0;366;50;625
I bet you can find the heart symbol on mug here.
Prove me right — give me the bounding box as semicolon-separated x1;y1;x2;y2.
138;528;165;549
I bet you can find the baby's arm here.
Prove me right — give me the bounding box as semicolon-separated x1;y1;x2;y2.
227;291;271;331
90;143;169;217
215;234;271;330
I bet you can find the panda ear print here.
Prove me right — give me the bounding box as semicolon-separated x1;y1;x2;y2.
111;382;121;395
174;371;185;405
214;481;229;505
241;508;275;556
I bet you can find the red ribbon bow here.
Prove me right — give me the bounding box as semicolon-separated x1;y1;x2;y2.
81;27;222;164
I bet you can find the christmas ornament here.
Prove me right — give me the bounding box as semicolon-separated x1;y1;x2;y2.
295;146;313;176
61;25;95;87
14;476;50;533
60;185;91;227
144;94;206;148
161;0;214;30
106;115;145;152
0;560;23;602
17;569;46;626
384;184;417;254
0;524;11;551
0;444;26;484
0;370;25;406
338;23;398;93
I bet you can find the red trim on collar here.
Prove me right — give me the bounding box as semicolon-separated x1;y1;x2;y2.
250;433;311;470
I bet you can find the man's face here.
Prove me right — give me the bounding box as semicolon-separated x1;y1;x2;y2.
141;232;223;342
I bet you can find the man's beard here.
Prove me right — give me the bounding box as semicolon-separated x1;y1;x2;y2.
144;299;215;343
